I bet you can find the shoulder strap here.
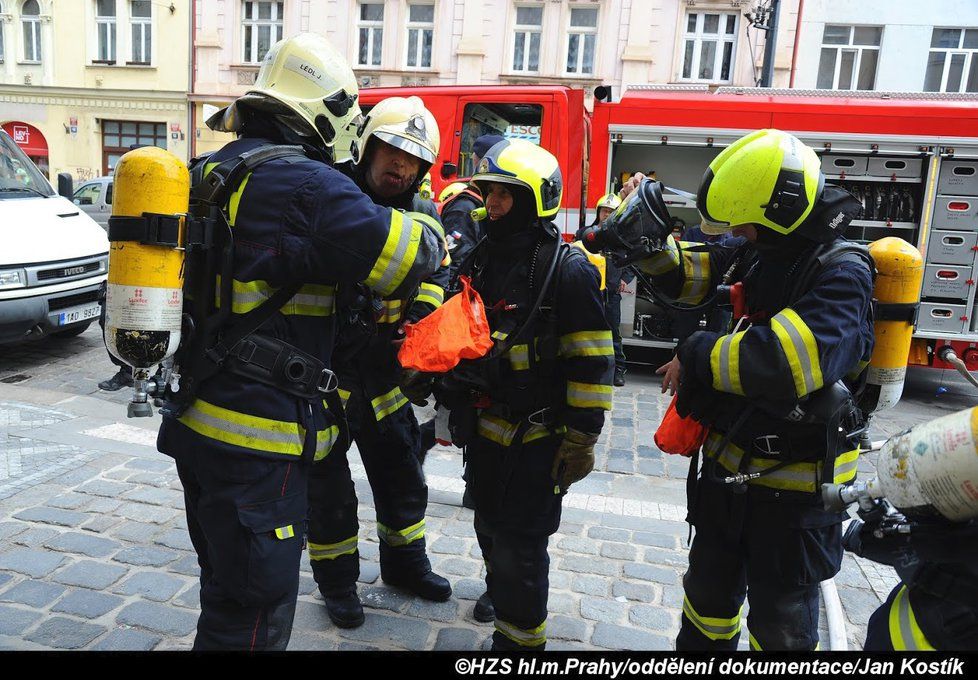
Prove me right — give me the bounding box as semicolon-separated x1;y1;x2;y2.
192;144;307;207
786;240;874;306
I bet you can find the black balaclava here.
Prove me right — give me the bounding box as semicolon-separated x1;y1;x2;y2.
238;105;331;164
485;184;538;243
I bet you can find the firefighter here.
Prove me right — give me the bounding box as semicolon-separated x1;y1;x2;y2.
306;96;452;629
612;129;874;650
575;192;634;386
154;34;445;650
435;139;613;650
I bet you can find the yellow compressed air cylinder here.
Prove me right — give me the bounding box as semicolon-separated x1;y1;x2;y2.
863;237;924;414
571;240;607;291
104;147;189;370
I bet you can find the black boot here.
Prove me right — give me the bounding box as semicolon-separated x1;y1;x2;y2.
323;589;365;629
98;367;134;392
382;569;452;602
613;366;626;387
473;591;495;623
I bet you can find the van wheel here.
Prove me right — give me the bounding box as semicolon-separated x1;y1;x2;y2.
53;321;92;338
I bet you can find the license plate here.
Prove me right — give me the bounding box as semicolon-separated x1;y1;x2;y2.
58;303;101;326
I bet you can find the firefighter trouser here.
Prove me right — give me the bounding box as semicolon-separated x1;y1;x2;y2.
605;292;626;370
308;395;431;594
865;583;937;651
174;448;307;651
676;476;843;651
467;431;564;651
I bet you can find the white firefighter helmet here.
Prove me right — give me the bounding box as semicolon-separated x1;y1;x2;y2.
206;33;362;154
351;96;440;173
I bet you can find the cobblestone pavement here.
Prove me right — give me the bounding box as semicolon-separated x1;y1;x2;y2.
0;326;971;651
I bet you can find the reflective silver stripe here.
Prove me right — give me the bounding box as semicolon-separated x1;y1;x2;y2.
181;402;303;450
495;619;546;647
371;388;408;421
308;536;358;560
833;458;859;481
509;344;530;370
894;585;933;650
377;520;426;547
376;215;415;294
477;416;516;446
777;316;816;394
682;597;741;640
558;334;614;356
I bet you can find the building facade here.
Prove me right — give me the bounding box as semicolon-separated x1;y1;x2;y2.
0;0;190;182
191;0;801;155
793;0;978;93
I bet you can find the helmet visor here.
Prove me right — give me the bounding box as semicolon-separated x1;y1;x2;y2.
373;130;437;164
699;217;733;235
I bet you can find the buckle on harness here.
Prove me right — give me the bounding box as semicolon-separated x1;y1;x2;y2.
317;369;338;395
527;407;554;427
753;434;782;456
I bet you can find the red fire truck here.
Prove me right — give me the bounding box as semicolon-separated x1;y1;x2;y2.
358;85;978;371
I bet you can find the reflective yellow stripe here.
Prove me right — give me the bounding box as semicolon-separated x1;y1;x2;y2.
567;381;613;410
559;330;614;358
509;344;530;371
748;631;761;650
770;308;824;398
476;414;565;447
336;389;351;408
180;398;304;456
833;447;860;484
491;330;509;341
679;247;711;304
314;426;340;462
709;331;746;395
203;162;251;228
376;299;403;324
370;387;409;422
635;235;681;275
477;415;517;446
415;282;445;309
377;519;426;547
495;619;546;647
889;585;936;651
704;434;819;493
366;210;422;297
217;277;335;317
682;597;742;641
308;536;358;561
274;525;295;540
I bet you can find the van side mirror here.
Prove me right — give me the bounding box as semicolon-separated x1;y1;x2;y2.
440;162;457;180
57;172;73;198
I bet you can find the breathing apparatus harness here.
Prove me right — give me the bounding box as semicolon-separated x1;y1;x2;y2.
110;143;350;456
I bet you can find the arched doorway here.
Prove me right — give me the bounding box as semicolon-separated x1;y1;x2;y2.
1;121;49;179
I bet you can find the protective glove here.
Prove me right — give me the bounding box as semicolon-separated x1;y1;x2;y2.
399;369;435;407
552;428;598;490
843;518;915;568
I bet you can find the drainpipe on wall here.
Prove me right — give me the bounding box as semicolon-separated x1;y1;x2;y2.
189;0;197;159
789;0;805;88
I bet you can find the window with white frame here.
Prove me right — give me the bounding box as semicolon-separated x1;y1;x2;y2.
241;1;283;64
95;0;117;63
130;0;151;64
924;28;978;93
680;11;737;82
512;5;542;73
406;3;434;68
357;3;383;67
566;6;597;75
816;25;881;90
22;0;42;62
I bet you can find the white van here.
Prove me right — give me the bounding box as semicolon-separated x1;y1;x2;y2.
0;129;109;344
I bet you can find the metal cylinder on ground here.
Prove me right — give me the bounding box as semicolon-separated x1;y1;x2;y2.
858;237;924;415
104;147;189;416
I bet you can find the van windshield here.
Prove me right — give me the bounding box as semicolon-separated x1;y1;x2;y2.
0;131;54;198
